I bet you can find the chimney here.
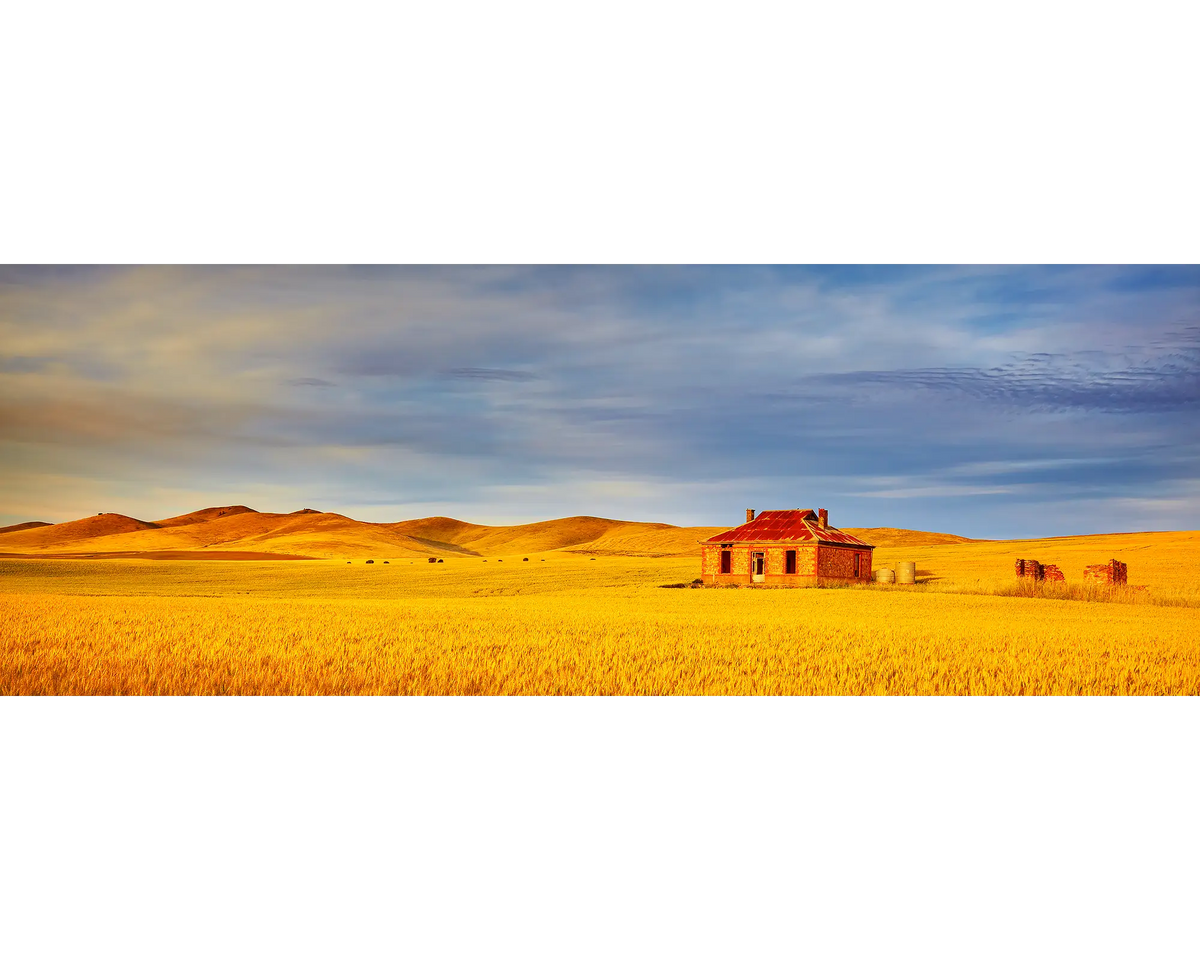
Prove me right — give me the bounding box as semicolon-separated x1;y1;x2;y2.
746;508;756;523
818;508;828;529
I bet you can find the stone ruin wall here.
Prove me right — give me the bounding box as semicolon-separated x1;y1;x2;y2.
701;543;821;584
1016;558;1128;584
696;544;748;580
817;545;872;581
782;545;819;578
1014;559;1064;582
1083;559;1128;585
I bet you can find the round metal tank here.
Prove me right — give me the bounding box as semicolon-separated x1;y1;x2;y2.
896;561;916;585
873;568;895;584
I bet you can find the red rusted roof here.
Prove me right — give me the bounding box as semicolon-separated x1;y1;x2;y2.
703;510;874;548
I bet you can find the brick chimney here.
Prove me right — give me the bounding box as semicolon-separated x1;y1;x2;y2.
818;508;828;529
746;508;756;523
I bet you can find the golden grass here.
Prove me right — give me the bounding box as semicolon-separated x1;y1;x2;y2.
870;528;1200;601
2;552;1198;695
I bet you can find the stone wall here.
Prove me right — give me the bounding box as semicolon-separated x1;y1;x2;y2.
1015;558;1043;579
1016;559;1132;584
701;543;820;585
1084;559;1128;585
1015;559;1064;581
817;545;873;582
701;543;873;585
800;546;819;577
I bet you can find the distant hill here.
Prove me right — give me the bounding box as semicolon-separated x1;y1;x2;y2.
392;515;726;557
0;513;161;549
0;521;52;535
0;506;973;560
390;516;488;543
842;527;984;547
155;505;259;527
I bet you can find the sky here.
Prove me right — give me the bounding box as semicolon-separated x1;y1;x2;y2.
1;264;1197;538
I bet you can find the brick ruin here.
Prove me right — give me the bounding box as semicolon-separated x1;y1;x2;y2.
1014;559;1065;582
1016;558;1128;585
1083;559;1128;585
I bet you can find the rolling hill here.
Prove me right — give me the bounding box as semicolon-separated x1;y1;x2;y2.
0;513;162;549
842;527;984;547
390;515;725;557
0;521;52;535
0;507;724;559
154;505;260;527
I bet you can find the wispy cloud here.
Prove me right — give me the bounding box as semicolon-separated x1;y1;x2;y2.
805;336;1200;414
2;265;1198;536
287;377;336;388
444;367;538;382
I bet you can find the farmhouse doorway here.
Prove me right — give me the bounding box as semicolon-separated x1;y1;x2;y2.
752;552;765;583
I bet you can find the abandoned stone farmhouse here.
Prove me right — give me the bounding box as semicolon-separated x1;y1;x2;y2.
700;508;875;586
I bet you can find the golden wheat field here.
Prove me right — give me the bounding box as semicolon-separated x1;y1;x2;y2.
2;527;1198;695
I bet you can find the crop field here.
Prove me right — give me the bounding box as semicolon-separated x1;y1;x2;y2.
3;534;1199;695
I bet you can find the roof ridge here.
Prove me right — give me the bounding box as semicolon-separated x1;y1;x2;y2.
702;508;874;548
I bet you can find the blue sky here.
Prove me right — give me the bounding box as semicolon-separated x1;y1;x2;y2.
1;265;1197;537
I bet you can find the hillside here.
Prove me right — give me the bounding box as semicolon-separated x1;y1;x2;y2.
0;506;725;559
842;527;984;548
389;516;487;543
0;521;52;535
558;521;725;556
393;515;725;557
154;505;259;527
0;513;161;549
0;510;462;560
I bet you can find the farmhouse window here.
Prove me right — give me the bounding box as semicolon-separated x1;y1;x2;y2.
720;550;731;574
785;550;796;574
853;553;860;577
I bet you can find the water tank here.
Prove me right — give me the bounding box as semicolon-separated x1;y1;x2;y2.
896;561;916;585
874;568;895;584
